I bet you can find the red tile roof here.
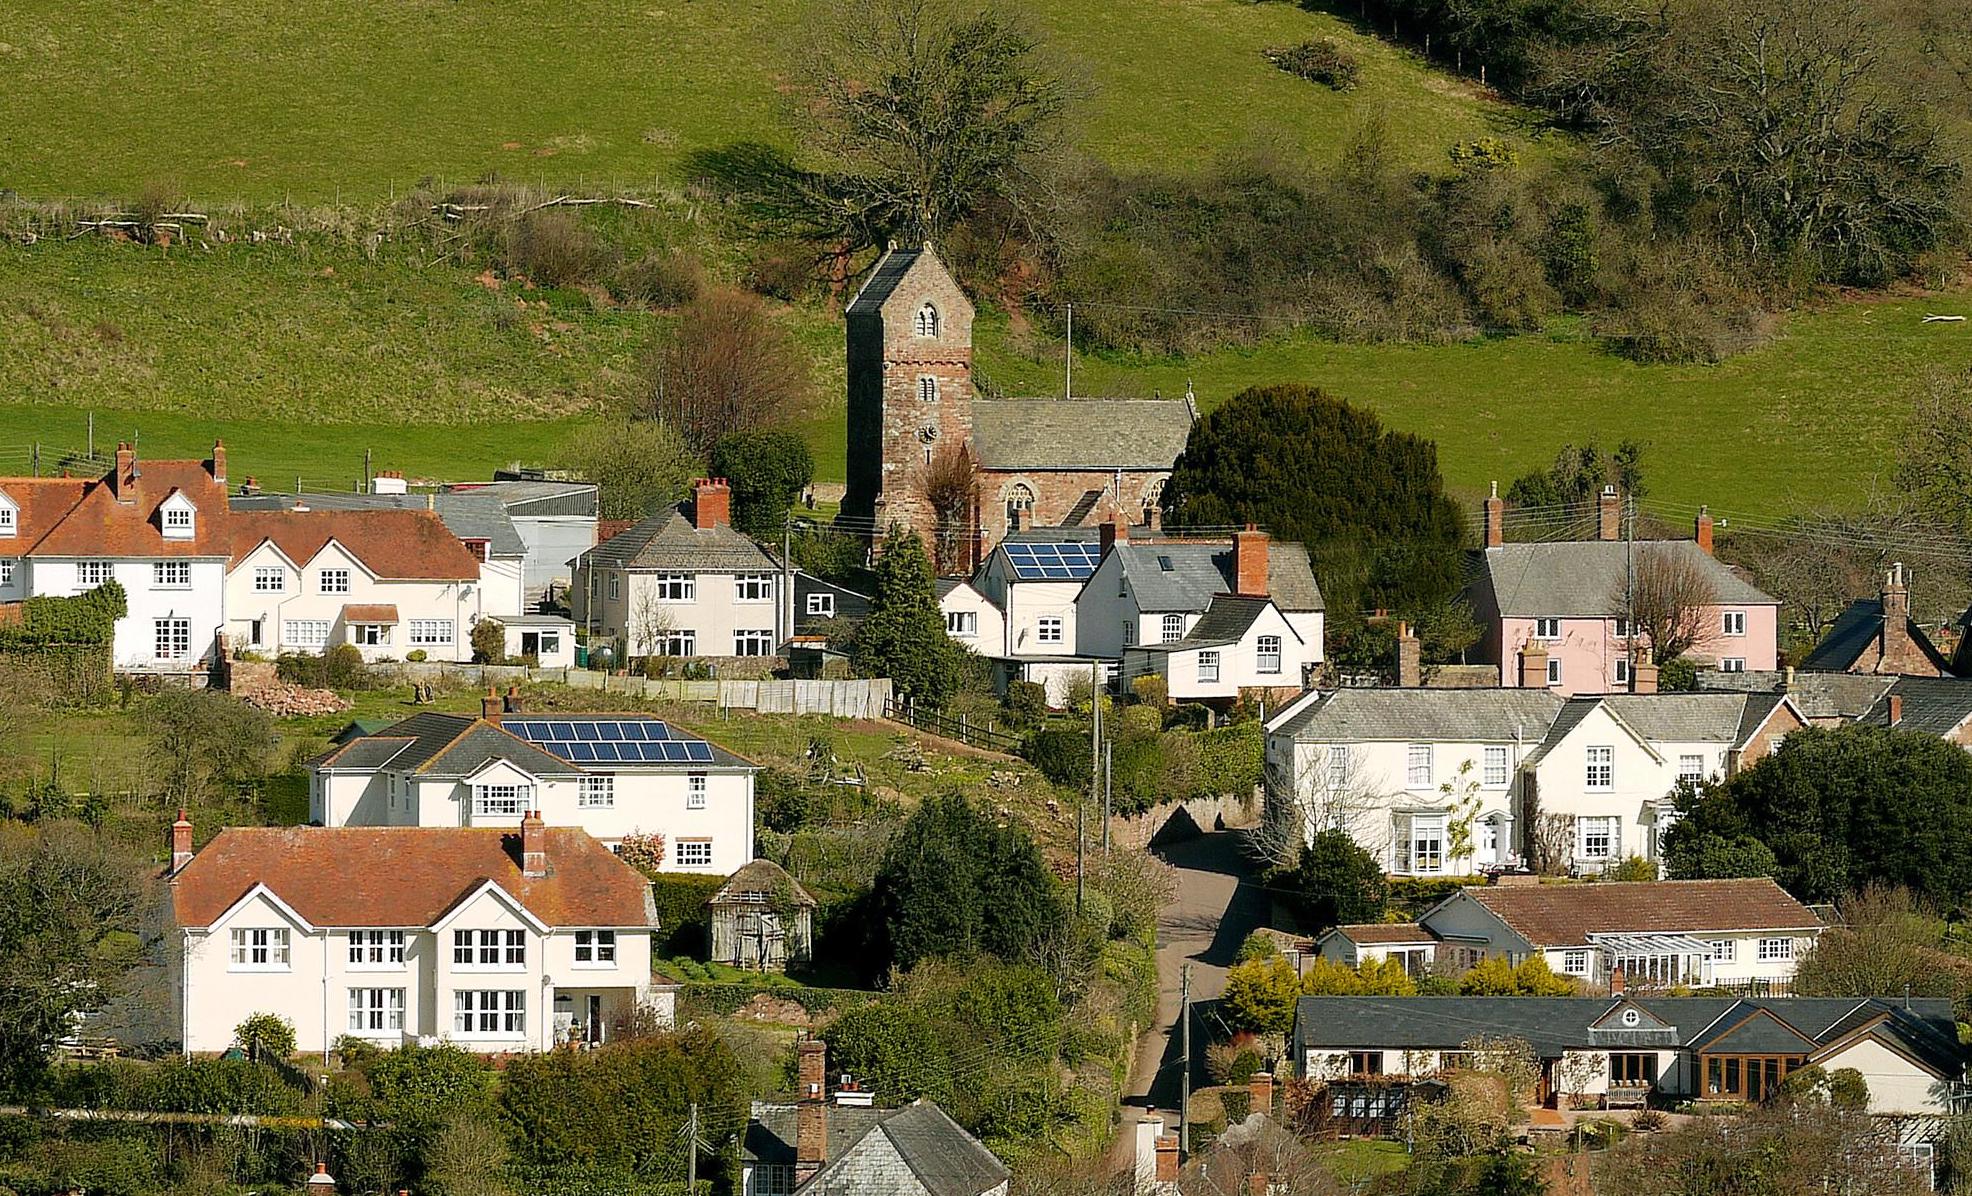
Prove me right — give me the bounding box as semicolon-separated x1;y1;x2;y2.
1334;922;1432;945
1463;878;1820;947
342;603;399;623
230;509;482;580
0;477;90;556
171;825;655;929
24;459;230;558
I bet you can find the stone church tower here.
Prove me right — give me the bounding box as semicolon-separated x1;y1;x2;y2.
841;244;977;548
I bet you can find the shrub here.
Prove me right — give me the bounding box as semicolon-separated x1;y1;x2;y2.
1267;38;1360;89
145;1057;301;1116
233;1012;296;1061
276;642;376;690
1221;956;1300;1034
406;649;428;663
744;240;819;301
1828;1067;1868;1110
1235;930;1281;964
503;209;608;287
641;872;724;956
1001;680;1048;729
1219;1087;1252;1124
1022;727;1092;789
1603;855;1659;882
1293;829;1389;932
872;791;1064;973
612;249;704;307
471;618;506;664
1131;674;1168;709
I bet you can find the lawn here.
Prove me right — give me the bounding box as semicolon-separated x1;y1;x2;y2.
0;0;1518;204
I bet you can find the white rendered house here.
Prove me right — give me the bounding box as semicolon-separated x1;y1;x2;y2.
311;703;757;872
167;811;658;1058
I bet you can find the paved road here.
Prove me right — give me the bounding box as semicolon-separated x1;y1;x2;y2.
1116;830;1269;1140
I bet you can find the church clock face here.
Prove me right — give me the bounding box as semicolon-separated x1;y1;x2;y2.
917;423;940;445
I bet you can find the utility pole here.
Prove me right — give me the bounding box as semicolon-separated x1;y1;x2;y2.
87;411;94;460
363;447;372;493
1624;489;1635;691
1102;737;1112;857
1179;963;1192;1157
1064;302;1073;399
685;1101;698;1193
783;514;794;648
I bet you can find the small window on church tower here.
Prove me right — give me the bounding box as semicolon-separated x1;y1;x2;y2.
914;303;939;337
919;376;939;404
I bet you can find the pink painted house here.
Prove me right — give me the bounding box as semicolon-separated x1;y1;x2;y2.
1466;486;1779;696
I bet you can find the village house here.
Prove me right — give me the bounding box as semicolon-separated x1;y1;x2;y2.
743;1039;1009;1196
1468;485;1780;694
569;479;791;665
310;698;757;870
1696;667;1896;727
1316;878;1823;990
936;577;1006;658
0;443;232;674
225;508;499;663
839;243;1191;570
447;474;601;599
966;527;1104;703
166;811;659;1057
1801;563;1954;676
1292;994;1966;1153
793;573;871;637
1264;688;1806;876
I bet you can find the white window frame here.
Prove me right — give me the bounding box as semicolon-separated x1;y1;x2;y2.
1708;939;1736;962
578;774;615;808
348;929;407;968
409;619;455;646
946;610;977;637
0;504;14;538
351;623;389;647
676;839;714;868
1534;617;1561;640
1037;616;1064;645
1483;746;1509;788
1546;657;1562;687
1720;658;1746;673
655;572;695;602
914;303;938;337
1757;937;1794;962
806;592;834;617
153;560;191;589
154;618;191;660
1406;744;1433;789
348;987;405;1033
471;784;531;818
657;630;697;657
253;565;285;593
319;568;351;594
451;929;525;970
1612;617;1631;639
1161;614;1184;643
1579;815;1618;860
1197;650;1220;684
285;619;331;649
735;573;774;602
1562;949;1591;976
453;989;525;1036
1585;745;1614;790
607;573;621;601
733;629;776;656
77;560;114;587
1679;754;1706;783
1325;745;1350;791
687;772;707;809
162;503;195;538
1402;814;1447;876
0;559;14;587
1722;610;1747;637
1256;635;1282;675
229;928;292;971
574;929;618;966
1614;658;1630;686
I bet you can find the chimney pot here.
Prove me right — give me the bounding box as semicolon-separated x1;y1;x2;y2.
1881;563;1914;670
1483;481;1504;549
1610;965;1626;996
1695;504;1714;555
481;686;502;725
521;809;547;877
307;1162;336;1187
1233;525;1269;598
503;683;522;714
693;477;732;530
170;808;194;875
1598;484;1621;541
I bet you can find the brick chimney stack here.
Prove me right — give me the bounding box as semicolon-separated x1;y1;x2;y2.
1483;481;1504;549
114;443;136;504
693;477;731;530
1154;1133;1180;1182
503;684;522;714
1695;504;1713;555
1248;1069;1275;1117
1394;622;1422;688
481;686;502;725
1100;516;1129;558
1598;485;1621;541
1881;562;1913;667
1610;965;1626;997
1631;660;1659;694
210;439;227;486
521;810;547;877
1889;691;1904;727
796;1038;828;1184
1233;525;1269;597
1517;641;1549;689
170;808;194;875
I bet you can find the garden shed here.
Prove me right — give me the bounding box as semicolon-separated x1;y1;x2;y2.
707;858;817;972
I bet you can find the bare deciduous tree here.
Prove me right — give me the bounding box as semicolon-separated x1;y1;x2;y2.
1253;743;1394;870
628;590;676;660
920;443;977;576
640;286;809;454
1528;811;1576;877
1618;543;1720;664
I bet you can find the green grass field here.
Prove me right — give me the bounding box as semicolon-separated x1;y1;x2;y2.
0;0;1515;204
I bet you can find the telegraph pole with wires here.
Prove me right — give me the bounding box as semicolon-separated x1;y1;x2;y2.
681;1102;703;1192
1064;302;1073;399
1179;963;1192;1156
1624;488;1636;691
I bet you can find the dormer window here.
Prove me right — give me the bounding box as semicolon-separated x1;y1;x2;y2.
0;496;16;538
914;302;939;337
160;494;196;540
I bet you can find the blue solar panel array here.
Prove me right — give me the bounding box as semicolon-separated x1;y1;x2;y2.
503;718;717;765
1002;540;1103;581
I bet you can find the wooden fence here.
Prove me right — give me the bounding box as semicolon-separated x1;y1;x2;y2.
883;696;1024;753
383;662;893;719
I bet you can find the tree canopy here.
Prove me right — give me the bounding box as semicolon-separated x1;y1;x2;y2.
1665;725;1972;902
852;529;965;709
1161;384;1465;619
557;418;699;521
708;429;814;539
1292;828;1391;933
871;790;1063;972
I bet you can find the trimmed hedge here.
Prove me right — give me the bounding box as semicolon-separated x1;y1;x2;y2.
646;873;726;956
676;981;874;1018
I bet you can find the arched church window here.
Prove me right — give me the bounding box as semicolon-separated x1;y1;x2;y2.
914;303;939;337
1005;483;1035;518
919;376;939;404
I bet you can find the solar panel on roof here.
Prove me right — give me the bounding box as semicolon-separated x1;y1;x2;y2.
573;723;600;741
686;742;714;762
568;742;596;762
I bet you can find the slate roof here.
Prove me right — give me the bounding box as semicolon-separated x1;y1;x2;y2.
449;479;600;519
1293;996;1960;1067
1859;675;1972;736
971;399;1192;471
229;509;485;580
1517;693;1791;767
171;825;656;929
231;491;528;558
314;713;585;778
747;1099;1010;1196
1268;687;1565;743
1108;540;1324;613
845;246;927;316
572;507;779;572
1141;593;1277;652
1450;879;1820;948
1694;670;1893;721
1800;598;1952;673
1472;540;1777;618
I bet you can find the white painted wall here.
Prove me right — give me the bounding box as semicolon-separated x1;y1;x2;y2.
1528;706;1731;870
578;568;785;658
940;582;1006;657
224;540;486;663
1816;1036;1958;1116
29;556;227;672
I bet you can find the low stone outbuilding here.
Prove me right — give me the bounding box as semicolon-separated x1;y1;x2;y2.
708;859;817;972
